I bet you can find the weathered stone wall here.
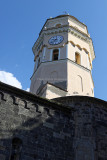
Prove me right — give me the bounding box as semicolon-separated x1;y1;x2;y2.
53;96;107;160
0;82;107;160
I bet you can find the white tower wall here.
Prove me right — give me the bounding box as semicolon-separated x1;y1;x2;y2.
30;15;95;99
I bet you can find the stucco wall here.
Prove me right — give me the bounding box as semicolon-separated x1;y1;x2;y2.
46;83;67;99
30;15;94;98
67;60;94;96
30;60;67;95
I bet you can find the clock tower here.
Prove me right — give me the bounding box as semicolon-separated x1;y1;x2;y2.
30;15;95;99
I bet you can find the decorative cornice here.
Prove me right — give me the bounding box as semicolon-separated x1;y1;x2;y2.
67;58;91;72
31;58;91;80
0;81;71;113
0;82;106;112
32;25;91;54
33;24;95;62
69;41;88;52
39;15;88;37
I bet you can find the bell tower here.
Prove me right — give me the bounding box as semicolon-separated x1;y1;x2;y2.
30;15;95;99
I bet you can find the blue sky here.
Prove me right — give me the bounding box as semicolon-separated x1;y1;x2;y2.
0;0;107;101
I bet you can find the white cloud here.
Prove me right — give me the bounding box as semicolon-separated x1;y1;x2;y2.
26;88;30;92
0;71;22;89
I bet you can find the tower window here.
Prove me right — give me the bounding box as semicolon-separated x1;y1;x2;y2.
53;49;59;61
75;52;81;65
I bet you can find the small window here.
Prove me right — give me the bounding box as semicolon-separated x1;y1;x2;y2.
75;52;80;65
56;24;61;27
53;49;59;61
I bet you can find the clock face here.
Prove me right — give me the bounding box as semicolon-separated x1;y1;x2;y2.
48;35;64;45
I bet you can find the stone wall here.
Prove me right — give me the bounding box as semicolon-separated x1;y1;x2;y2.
53;96;107;160
0;82;107;160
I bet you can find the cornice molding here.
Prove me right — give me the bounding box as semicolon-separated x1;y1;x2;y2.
67;58;91;72
31;58;91;80
33;25;95;62
0;81;71;113
32;25;91;53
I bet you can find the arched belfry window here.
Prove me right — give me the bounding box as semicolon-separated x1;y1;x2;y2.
10;138;22;160
75;52;81;65
53;49;59;61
